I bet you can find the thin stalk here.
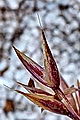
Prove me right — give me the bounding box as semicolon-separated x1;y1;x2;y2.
54;88;80;120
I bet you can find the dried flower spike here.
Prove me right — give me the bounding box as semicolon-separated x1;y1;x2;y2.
12;29;80;120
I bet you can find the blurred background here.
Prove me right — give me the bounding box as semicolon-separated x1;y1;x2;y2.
0;0;80;120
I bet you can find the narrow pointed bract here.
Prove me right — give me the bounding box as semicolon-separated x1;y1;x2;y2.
15;90;70;116
41;30;60;89
13;46;47;86
28;78;35;87
60;76;78;112
16;81;52;96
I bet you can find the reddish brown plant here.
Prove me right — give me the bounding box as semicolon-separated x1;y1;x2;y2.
12;29;80;120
